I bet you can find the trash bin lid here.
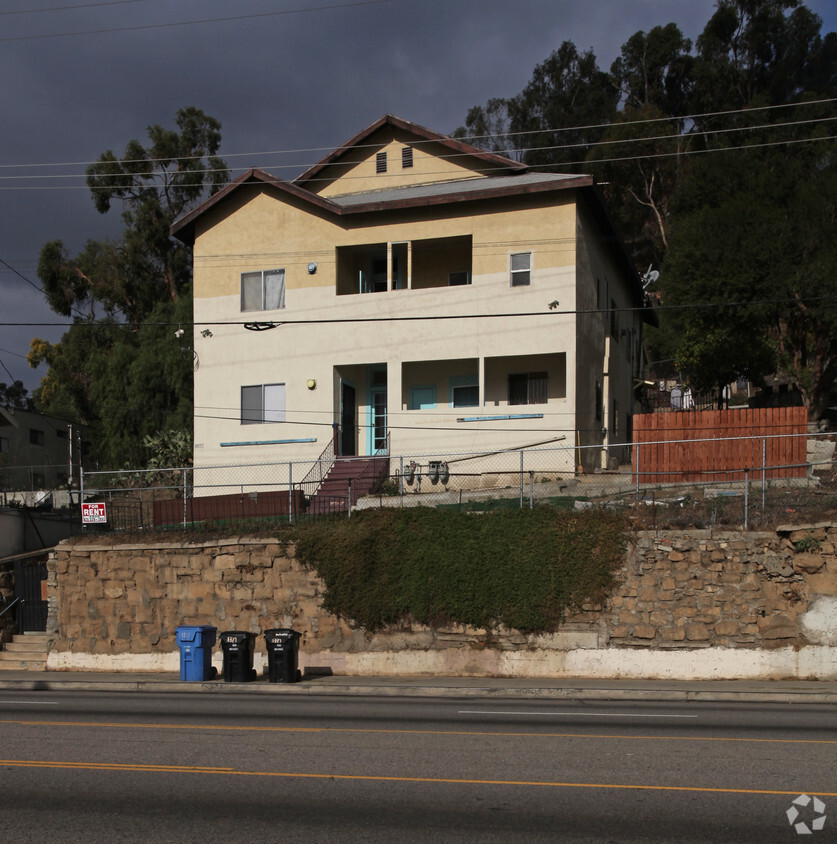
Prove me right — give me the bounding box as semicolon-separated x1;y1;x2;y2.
220;631;252;642
176;625;217;646
264;628;300;639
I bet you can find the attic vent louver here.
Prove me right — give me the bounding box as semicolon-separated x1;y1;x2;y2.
402;146;413;168
376;152;387;173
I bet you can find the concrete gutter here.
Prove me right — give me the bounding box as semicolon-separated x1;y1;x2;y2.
0;671;836;704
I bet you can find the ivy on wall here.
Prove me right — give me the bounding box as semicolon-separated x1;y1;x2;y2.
294;508;628;632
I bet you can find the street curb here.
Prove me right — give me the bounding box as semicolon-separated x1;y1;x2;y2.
0;678;835;705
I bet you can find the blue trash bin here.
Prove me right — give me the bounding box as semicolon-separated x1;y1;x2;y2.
175;625;218;681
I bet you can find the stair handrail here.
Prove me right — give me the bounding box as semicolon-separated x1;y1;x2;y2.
296;435;337;498
0;596;21;620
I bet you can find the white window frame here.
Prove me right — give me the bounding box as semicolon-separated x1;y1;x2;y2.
510;252;531;287
241;269;285;312
241;383;286;424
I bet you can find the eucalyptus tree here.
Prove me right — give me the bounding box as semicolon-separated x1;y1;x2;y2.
30;108;229;466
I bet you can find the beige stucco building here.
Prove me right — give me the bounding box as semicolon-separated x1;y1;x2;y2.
172;115;654;490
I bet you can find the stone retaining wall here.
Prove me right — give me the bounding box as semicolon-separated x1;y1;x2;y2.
45;524;837;679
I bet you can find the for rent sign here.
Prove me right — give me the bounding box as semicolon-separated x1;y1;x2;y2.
81;502;107;524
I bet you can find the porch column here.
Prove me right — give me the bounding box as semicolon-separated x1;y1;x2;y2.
479;356;485;406
407;241;412;290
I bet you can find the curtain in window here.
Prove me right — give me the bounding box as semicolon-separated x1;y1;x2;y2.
241;272;262;311
263;383;286;423
264;270;285;310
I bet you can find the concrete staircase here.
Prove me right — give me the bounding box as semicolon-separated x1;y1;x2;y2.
0;632;48;670
308;457;390;514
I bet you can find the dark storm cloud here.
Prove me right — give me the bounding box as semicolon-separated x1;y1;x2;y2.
1;0;835;390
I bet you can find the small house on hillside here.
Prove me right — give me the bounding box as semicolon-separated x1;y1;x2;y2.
0;406;85;497
172;114;655;496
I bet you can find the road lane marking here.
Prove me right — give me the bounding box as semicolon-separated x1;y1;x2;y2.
458;710;699;718
1;758;835;797
0;759;233;773
0;719;835;745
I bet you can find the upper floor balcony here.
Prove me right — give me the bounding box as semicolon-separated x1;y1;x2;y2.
336;235;472;296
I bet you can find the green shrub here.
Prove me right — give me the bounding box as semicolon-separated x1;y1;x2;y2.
294;507;627;633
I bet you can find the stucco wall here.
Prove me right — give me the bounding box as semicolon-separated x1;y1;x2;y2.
191;183;582;471
45;524;837;679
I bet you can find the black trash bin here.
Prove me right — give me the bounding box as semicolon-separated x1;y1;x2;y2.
219;631;257;682
264;628;301;683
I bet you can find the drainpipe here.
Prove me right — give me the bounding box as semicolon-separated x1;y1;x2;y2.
601;336;611;470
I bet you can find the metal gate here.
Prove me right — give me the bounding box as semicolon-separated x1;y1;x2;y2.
13;555;48;632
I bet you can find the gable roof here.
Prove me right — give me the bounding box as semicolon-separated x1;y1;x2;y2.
168;115;653;320
170;166;592;243
294;113;527;189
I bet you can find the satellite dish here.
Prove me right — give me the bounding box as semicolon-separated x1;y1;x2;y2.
642;267;660;289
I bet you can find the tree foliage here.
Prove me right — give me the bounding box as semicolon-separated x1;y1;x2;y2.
508;41;619;168
0;381;33;411
30;108;228;467
456;1;837;418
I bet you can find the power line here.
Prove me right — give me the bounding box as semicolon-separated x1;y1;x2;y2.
0;125;832;193
1;294;836;330
0;0;395;42
0;347;30;361
0;254;91;322
0;255;46;296
0;0;148;16
1;97;832;173
0;355;22;384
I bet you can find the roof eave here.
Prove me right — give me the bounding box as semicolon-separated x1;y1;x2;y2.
294;114;527;188
170;168;342;245
338;174;593;214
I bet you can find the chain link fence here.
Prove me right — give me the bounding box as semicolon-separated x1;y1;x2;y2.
72;432;837;534
0;463;77;510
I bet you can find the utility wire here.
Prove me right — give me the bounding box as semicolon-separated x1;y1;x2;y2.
1;97;833;172
0;0;395;42
0;356;21;384
2;293;836;330
0;254;91;322
1;123;832;192
0;0;148;16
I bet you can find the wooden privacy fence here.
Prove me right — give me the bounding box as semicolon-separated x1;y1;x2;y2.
632;407;808;484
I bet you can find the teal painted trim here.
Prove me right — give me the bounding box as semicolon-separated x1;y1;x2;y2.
366;365;387;455
456;414;543;422
220;438;317;447
409;385;436;410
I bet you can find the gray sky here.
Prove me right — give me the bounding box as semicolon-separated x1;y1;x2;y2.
2;0;835;392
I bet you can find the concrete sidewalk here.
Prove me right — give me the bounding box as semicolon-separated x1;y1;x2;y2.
0;670;836;704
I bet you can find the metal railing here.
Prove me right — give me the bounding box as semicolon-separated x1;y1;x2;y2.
71;430;835;533
0;597;20;620
296;427;337;499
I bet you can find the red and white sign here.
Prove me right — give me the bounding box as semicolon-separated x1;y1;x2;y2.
81;502;107;524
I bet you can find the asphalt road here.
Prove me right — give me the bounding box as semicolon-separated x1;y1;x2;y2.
0;691;834;842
